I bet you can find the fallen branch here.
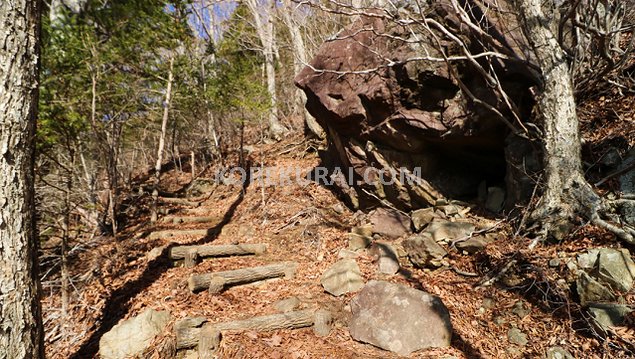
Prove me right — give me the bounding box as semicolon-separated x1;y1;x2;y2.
188;262;298;293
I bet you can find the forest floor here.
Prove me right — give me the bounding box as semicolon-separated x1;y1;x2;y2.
41;89;635;359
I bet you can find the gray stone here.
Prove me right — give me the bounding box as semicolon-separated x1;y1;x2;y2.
99;308;171;359
147;245;167;262
274;296;301;313
481;298;495;310
437;204;461;217
511;301;530;319
595;248;635;292
349;281;452;355
545;346;574;359
338;248;360;259
352;225;373;238
549;258;561;267
320;259;365;296
186;178;216;197
403;233;447;268
485;187;506;212
411;207;436;231
576;271;616;306
369;208;412;238
507;327;528;346
577;249;601;269
425;221;475;243
371;242;400;275
348;233;371;251
455;236;488;254
589;303;632;331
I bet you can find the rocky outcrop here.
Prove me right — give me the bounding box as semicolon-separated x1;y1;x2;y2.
349;280;452;355
320;259;365;296
295;2;537;210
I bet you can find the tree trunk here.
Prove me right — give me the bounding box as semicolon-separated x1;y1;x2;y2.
280;1;325;139
516;0;602;238
151;55;175;222
0;0;45;357
246;0;287;140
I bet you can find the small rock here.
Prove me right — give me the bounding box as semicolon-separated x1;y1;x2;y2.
99;308;171;359
595;248;635;292
545;346;574;359
332;203;345;214
347;233;371;251
577;249;600;269
511;301;530;318
455;236;488;254
320;259;365;296
425;221;475;243
403;233;447;268
349;280;452;355
507;327;528;346
589;303;632;331
369;208;412;238
437;204;461;217
371;242;400;275
576;271;616;306
411;207;436;231
493;316;506;326
351;225;373;238
549;258;561;267
338;248;360;259
274;297;301;313
147;245;167;262
485;187;505;212
481;297;495;310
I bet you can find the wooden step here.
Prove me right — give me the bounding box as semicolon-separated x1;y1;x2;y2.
188;262;298;293
170;243;267;267
148;229;209;240
175;309;332;352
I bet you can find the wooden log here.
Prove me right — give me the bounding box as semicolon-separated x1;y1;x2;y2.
184;250;200;268
159;196;200;207
174;317;207;349
313;309;332;337
176;309;330;350
188;262;298;293
148;229;209;240
170;243;267;260
161;216;219;224
198;324;221;359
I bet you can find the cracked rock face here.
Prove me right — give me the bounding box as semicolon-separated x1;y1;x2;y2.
349;280;452;355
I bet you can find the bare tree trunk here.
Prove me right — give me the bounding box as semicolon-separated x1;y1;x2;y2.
516;0;602;238
0;0;45;357
280;1;325;139
151;55;175;222
246;0;287;140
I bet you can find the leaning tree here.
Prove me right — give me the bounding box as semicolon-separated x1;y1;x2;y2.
0;0;45;358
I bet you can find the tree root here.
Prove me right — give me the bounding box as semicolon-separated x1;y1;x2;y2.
590;199;635;245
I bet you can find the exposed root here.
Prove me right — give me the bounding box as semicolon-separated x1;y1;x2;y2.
591;199;635;244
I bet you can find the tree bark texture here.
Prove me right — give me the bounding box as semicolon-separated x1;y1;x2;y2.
0;0;45;357
516;0;601;229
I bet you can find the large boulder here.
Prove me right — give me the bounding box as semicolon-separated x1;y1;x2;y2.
99;308;171;359
295;2;537;210
349;280;452;355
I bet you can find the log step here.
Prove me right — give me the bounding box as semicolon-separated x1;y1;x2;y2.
170;243;267;267
148;229;210;240
161;216;219;224
188;262;298;293
175;309;332;351
159;197;200;207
